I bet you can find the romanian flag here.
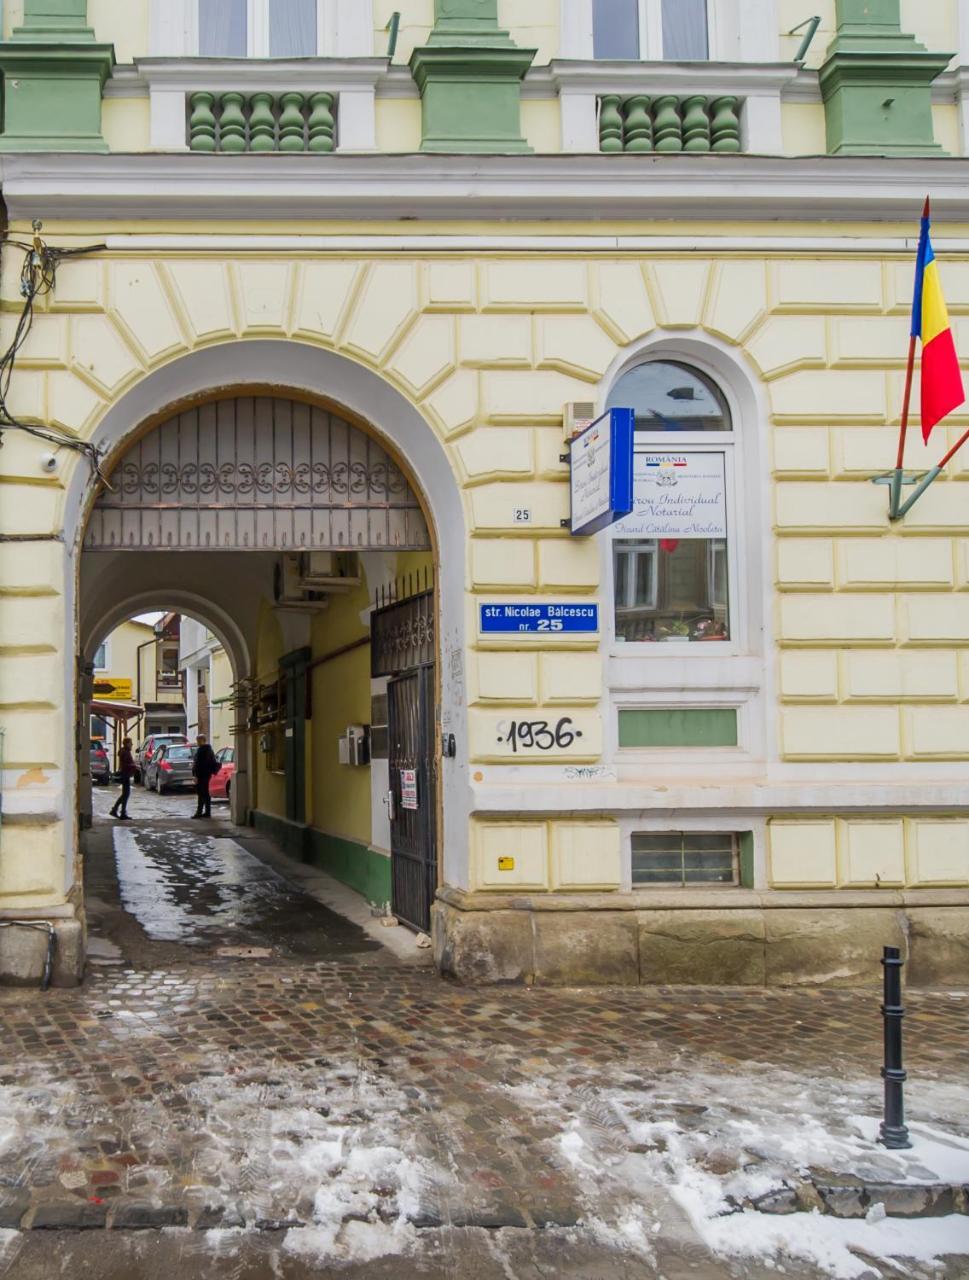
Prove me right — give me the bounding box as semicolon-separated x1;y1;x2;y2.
912;204;965;442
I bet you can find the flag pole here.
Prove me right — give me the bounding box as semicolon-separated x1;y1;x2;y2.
890;334;918;519
889;196;930;521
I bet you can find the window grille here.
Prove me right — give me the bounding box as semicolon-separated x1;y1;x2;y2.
632;831;738;886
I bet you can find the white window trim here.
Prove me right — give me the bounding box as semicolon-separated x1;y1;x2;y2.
561;0;779;63
93;640;110;671
597;333;771;777
150;0;373;58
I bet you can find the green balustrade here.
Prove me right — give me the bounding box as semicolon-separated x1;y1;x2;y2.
278;91;307;151
218;91;246;152
188;91;217;152
710;96;742;152
187;89;338;153
598;94;744;154
248;91;277;151
308;93;336;153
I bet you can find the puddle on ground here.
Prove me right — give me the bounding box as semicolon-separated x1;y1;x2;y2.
110;826;380;958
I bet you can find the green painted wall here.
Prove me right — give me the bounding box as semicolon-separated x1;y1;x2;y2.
306;828;391;908
251;810;392;908
618;708;738;749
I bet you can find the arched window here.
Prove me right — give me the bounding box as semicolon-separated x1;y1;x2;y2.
606;359;730;433
607;358;733;645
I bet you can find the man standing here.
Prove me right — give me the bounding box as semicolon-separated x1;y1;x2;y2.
191;734;219;819
109;737;136;820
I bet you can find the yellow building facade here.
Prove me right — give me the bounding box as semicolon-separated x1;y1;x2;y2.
0;0;967;986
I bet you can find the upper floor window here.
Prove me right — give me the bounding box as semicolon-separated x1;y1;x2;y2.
592;0;709;61
199;0;319;57
93;642;108;670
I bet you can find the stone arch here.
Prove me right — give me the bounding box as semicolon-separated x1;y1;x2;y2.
78;592;251;826
65;340;471;894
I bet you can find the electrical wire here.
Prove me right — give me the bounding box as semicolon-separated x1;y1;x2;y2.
0;223;111;485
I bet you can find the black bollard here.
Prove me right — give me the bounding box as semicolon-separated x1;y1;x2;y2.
878;945;911;1149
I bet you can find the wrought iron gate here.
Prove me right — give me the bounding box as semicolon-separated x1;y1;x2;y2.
387;666;437;933
85;396;430;552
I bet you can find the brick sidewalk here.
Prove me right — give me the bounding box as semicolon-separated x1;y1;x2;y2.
0;819;966;1275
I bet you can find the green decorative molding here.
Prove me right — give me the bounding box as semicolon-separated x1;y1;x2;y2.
618;708;739;750
819;0;951;155
0;0;113;152
409;0;535;154
12;0;94;40
599;94;742;153
189;91;336;153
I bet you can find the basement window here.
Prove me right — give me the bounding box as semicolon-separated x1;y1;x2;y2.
632;831;739;886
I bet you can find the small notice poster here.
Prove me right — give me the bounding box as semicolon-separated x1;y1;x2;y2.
614;452;727;540
400;769;418;811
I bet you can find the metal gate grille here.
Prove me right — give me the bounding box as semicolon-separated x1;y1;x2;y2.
388;666;436;933
85;396;430;552
371;588;435;678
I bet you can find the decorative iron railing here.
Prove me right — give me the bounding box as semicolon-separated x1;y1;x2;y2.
371;585;435;679
598;94;742;153
188;90;336;153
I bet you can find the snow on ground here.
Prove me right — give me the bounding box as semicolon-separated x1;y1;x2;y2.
182;1061;444;1264
501;1054;969;1278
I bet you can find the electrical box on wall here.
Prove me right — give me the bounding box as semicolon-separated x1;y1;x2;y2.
338;724;370;767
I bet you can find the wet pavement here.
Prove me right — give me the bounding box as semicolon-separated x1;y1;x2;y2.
0;791;967;1277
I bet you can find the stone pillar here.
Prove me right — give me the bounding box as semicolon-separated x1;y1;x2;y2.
0;0;114;152
409;0;536;153
818;0;952;155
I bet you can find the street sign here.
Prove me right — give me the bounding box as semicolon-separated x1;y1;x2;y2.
568;407;634;536
92;678;133;700
480;603;599;635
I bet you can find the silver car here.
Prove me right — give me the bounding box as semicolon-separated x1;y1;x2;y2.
145;743;195;793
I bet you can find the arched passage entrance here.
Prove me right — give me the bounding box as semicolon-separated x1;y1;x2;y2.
67;342;470;939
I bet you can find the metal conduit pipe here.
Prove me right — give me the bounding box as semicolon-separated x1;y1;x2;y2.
0;920;57;990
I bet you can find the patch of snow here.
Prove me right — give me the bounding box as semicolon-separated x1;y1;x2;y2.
0;1230;21;1267
498;1058;969;1278
681;1202;969;1280
183;1061;442;1265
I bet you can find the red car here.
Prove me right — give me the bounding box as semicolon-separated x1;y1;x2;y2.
209;746;236;801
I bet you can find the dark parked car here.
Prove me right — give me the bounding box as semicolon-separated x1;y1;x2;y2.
144;743;195;793
136;733;188;783
90;743;111;785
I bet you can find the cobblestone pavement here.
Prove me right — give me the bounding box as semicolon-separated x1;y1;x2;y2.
1;801;967;1278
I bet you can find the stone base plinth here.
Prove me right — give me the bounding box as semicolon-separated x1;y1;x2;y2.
0;916;84;987
432;890;969;988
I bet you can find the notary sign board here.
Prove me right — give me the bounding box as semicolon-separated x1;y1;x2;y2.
568;407;635;536
614;452;727;539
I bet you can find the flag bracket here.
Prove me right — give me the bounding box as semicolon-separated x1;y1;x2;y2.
872;467;940;521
